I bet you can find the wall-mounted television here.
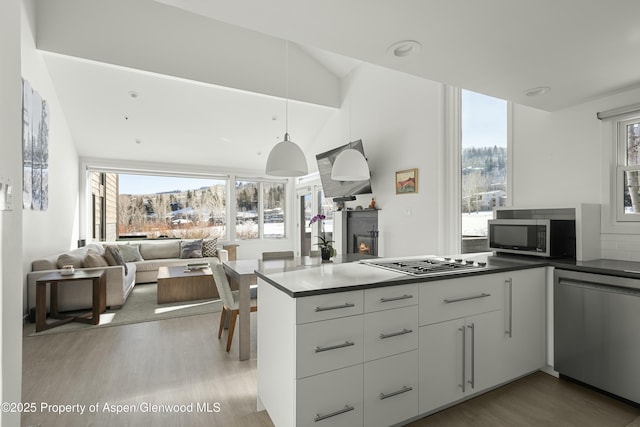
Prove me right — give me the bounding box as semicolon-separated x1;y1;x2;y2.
316;140;372;199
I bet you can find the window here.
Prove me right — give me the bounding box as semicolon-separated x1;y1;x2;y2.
263;182;286;238
616;117;640;221
236;179;288;240
235;180;259;239
89;172;228;240
460;89;508;253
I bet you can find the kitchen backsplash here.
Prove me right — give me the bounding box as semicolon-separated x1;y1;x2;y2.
601;233;640;261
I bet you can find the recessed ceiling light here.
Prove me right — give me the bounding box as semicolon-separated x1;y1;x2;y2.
128;90;139;99
388;40;422;58
525;86;551;97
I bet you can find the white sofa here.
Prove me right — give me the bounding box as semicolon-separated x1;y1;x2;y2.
27;239;228;313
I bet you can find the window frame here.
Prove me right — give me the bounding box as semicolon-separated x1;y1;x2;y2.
235;176;288;240
615;116;640;222
81;160;291;243
456;88;511;253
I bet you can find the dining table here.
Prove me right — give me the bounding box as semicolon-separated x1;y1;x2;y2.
222;254;372;361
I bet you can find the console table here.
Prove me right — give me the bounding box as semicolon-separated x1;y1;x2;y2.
35;269;107;332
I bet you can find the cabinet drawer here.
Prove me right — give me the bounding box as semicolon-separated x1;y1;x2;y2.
364;283;419;313
364;350;419;427
364;306;418;362
419;274;505;326
296;315;363;379
296;290;364;324
296;364;363;427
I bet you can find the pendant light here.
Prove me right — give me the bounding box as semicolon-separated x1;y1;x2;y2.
266;41;308;177
331;69;370;181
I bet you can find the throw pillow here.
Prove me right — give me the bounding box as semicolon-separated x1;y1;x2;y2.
202;238;218;257
56;253;84;269
180;239;203;259
119;244;144;262
103;245;128;275
82;252;109;268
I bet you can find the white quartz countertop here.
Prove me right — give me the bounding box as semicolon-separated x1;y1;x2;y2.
255;253;548;297
255;252;640;297
257;261;409;295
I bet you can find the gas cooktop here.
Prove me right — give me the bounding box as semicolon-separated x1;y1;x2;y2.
361;257;487;276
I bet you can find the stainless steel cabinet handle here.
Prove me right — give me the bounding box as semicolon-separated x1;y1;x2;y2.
467;323;475;389
444;293;491;304
505;278;513;337
379;386;413;400
315;341;355;353
380;294;413;303
315;303;355;312
314;405;355;422
459;326;466;393
379;328;413;340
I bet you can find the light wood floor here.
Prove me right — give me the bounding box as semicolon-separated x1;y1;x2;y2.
23;313;640;427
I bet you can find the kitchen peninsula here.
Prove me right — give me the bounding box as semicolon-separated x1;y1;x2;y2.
256;254;548;427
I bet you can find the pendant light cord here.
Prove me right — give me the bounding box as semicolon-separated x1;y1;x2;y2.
285;41;289;135
349;70;352;147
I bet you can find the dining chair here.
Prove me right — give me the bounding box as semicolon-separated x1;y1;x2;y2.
211;263;257;352
262;251;294;260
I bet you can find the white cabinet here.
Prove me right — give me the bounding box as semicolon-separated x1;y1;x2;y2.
498;268;546;382
296;315;364;378
296;289;363;324
364;350;419;427
296;364;364;427
258;266;547;427
419;310;504;413
364;305;418;362
419;273;504;326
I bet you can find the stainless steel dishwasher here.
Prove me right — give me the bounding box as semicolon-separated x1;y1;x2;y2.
554;269;640;404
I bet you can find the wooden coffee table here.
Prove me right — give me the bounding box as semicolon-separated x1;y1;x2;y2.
156;266;218;304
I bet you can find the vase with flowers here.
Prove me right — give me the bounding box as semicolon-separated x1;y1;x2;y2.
309;214;335;262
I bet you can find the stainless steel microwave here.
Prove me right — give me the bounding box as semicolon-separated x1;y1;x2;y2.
487;219;576;258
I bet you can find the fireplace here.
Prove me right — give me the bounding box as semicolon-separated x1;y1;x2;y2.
335;209;380;256
354;234;377;255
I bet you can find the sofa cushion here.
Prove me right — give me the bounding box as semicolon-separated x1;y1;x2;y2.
139;241;180;260
85;243;105;255
104;245;128;275
57;252;84;269
119;244;144;262
82;252;110;268
180;239;203;258
202;238;218;257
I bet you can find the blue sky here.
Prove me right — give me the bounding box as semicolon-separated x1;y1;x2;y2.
461;89;507;148
118;174;224;195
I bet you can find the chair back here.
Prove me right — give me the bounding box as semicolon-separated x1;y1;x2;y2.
211;264;237;310
262;251;294;260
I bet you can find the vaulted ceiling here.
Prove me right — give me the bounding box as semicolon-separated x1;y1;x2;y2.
33;0;640;172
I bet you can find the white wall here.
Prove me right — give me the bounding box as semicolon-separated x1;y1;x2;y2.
309;64;443;257
511;103;601;206
21;0;81;312
0;0;23;424
512;87;640;261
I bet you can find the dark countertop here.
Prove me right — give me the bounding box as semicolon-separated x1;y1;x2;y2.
254;252;640;298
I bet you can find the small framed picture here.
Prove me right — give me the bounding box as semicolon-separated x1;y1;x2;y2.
395;168;418;194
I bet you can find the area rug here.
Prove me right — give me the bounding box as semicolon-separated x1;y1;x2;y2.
25;283;223;336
